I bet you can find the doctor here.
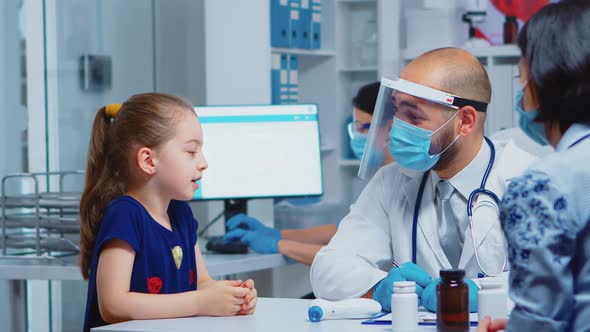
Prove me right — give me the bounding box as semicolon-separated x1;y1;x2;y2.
310;47;537;312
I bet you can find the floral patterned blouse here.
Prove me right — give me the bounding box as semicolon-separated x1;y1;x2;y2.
500;124;590;331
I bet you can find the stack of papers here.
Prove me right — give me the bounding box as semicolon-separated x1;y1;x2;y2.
362;311;479;326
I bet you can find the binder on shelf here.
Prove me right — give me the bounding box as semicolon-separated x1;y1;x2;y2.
299;0;312;49
271;0;290;48
288;55;299;103
271;53;281;104
311;0;322;49
280;54;290;104
280;95;290;104
289;0;301;49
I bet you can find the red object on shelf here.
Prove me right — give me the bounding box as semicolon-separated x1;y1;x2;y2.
474;27;493;45
503;16;519;44
490;0;550;22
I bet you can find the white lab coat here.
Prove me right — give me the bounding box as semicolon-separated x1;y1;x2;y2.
310;139;538;300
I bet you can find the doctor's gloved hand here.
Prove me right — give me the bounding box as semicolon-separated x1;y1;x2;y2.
223;228;281;254
421;278;479;313
372;262;432;312
226;214;281;239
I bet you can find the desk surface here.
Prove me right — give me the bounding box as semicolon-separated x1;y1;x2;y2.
92;298;478;332
0;243;290;280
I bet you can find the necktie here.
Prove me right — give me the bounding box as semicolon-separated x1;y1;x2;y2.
435;180;462;268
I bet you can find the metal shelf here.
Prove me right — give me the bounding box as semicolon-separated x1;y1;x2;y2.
271;48;336;57
338;66;378;73
320;145;335;153
338;159;361;167
1;171;84;256
402;45;521;61
337;0;377;4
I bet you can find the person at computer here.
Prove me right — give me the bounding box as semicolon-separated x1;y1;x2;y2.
222;81;390;266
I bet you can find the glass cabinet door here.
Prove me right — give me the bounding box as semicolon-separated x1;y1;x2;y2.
47;0;156;177
45;2;156;331
1;2;31;331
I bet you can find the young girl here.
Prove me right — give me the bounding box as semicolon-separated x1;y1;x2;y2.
80;93;257;331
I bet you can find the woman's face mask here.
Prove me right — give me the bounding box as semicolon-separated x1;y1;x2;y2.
514;81;550;146
348;123;368;159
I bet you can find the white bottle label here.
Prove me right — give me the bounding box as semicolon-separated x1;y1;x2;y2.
391;293;418;332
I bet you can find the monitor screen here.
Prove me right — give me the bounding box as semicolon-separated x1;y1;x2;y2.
193;104;323;200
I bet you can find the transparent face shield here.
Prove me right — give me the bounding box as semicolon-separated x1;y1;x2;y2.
358;77;488;180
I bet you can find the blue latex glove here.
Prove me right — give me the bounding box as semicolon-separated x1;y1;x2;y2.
226;213;281;239
422;278;479;313
223;228;281;254
372;262;432;312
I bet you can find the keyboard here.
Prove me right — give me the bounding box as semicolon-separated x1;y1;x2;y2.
205;236;249;254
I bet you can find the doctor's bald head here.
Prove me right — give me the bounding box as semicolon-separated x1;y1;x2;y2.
396;47;492;176
400;47;491;132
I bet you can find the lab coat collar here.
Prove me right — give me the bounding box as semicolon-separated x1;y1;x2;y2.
431;138;491;201
556;123;590;152
398;166;422;179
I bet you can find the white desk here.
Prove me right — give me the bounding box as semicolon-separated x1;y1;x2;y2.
93;298;478;332
0;244;292;332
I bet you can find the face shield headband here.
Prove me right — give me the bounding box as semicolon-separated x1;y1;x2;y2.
358;77;488;180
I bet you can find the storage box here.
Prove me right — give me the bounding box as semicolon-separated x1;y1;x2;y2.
424;0;462;9
405;8;469;54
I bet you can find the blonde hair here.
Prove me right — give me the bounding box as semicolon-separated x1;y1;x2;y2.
79;93;194;279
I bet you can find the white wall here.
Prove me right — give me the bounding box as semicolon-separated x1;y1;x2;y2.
204;0;271;105
378;0;402;78
156;0;206;104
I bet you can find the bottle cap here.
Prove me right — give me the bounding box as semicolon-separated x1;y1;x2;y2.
440;269;465;280
393;280;416;293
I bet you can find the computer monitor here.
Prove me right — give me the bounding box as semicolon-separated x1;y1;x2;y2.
193;104;323;219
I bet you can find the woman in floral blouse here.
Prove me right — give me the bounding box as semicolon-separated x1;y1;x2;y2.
478;1;590;331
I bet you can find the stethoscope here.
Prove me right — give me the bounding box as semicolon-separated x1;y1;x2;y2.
411;136;506;277
569;133;590;149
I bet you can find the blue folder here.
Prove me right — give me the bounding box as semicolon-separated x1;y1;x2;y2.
288;0;301;48
299;0;312;49
310;0;321;49
271;0;290;48
279;54;290;104
288;55;299;103
271;53;281;104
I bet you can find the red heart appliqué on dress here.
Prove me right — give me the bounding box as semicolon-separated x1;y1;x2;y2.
147;277;163;294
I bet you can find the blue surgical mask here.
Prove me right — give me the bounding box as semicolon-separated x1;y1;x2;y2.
388;112;460;171
349;134;368;159
348;123;368;159
514;87;550;146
